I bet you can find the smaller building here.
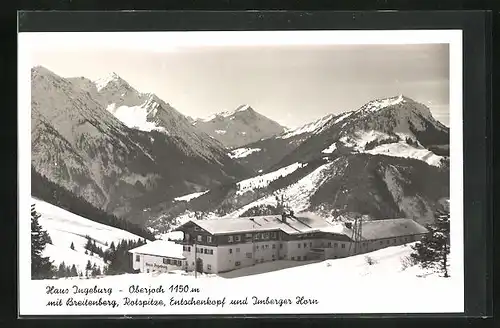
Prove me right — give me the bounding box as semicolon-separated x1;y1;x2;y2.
128;240;186;274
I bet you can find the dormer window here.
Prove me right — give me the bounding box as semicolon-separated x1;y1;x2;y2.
194;226;200;231
228;236;234;243
235;235;241;242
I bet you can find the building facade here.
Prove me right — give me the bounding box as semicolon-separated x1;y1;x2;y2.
174;213;428;274
129;240;186;274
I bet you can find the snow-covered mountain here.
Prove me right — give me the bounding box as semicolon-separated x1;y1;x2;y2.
193;105;287;149
228;113;338;173
231;95;449;173
31;66;249;224
147;95;449;234
275;95;449;169
33;197;144;276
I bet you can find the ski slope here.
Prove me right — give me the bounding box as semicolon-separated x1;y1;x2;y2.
32;197;144;274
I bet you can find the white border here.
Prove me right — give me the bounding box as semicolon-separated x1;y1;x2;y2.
18;30;463;316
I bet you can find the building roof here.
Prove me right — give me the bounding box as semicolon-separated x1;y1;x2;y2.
177;213;352;236
347;218;429;241
176;214;428;242
128;240;185;260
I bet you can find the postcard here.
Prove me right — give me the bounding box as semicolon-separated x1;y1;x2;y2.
18;29;464;316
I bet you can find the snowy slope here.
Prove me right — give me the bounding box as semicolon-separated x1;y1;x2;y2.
228;160;341;217
236;162;307;196
34;197;143;274
193;105;286;148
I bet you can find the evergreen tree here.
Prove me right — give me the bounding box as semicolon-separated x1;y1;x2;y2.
57;262;66;278
31;204;54;279
85;260;92;276
410;209;451;277
70;242;75;250
70;264;78;277
85;250;88;255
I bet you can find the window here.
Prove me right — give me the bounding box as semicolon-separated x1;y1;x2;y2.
188;247;191;252
255;233;260;240
163;258;170;265
204;249;208;254
334;243;338;248
246;252;252;259
207;236;212;243
393;239;396;243
386;240;390;245
236;248;240;253
328;242;332;247
272;244;276;249
271;232;276;239
235;261;241;267
265;244;269;249
228;236;234;243
304;243;307;248
310;242;312;248
197;235;202;242
341;243;345;249
245;233;252;240
235;235;241;242
264;232;269;239
380;240;383;245
298;243;301;248
209;249;214;255
291;257;295;260
280;243;283;249
207;264;212;271
256;245;259;250
147;269;150;273
229;248;233;254
404;237;408;242
194;226;200;231
135;255;140;262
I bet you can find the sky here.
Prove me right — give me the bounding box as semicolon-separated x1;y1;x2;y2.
31;42;450;128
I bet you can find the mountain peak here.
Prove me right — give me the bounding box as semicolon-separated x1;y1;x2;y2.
235;104;253;112
94;72;129;91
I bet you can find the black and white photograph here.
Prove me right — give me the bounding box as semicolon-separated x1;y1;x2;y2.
18;29;464;315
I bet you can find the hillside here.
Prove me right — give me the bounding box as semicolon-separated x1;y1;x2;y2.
33;197;145;276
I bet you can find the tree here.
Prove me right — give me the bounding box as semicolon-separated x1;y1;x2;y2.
70;264;78;277
70;242;75;250
410;209;450;277
31;204;54;279
85;260;92;276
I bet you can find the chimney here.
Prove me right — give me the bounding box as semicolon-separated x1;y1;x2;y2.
281;212;287;223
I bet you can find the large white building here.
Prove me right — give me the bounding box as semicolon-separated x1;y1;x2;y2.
128;240;186;273
174;212;428;274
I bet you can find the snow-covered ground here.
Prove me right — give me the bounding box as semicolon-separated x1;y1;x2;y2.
33;197;144;273
173;190;208;202
106;102;167;133
24;243;463;315
338;130;445;167
236;162;307;195
365;142;444;167
228;147;262;159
